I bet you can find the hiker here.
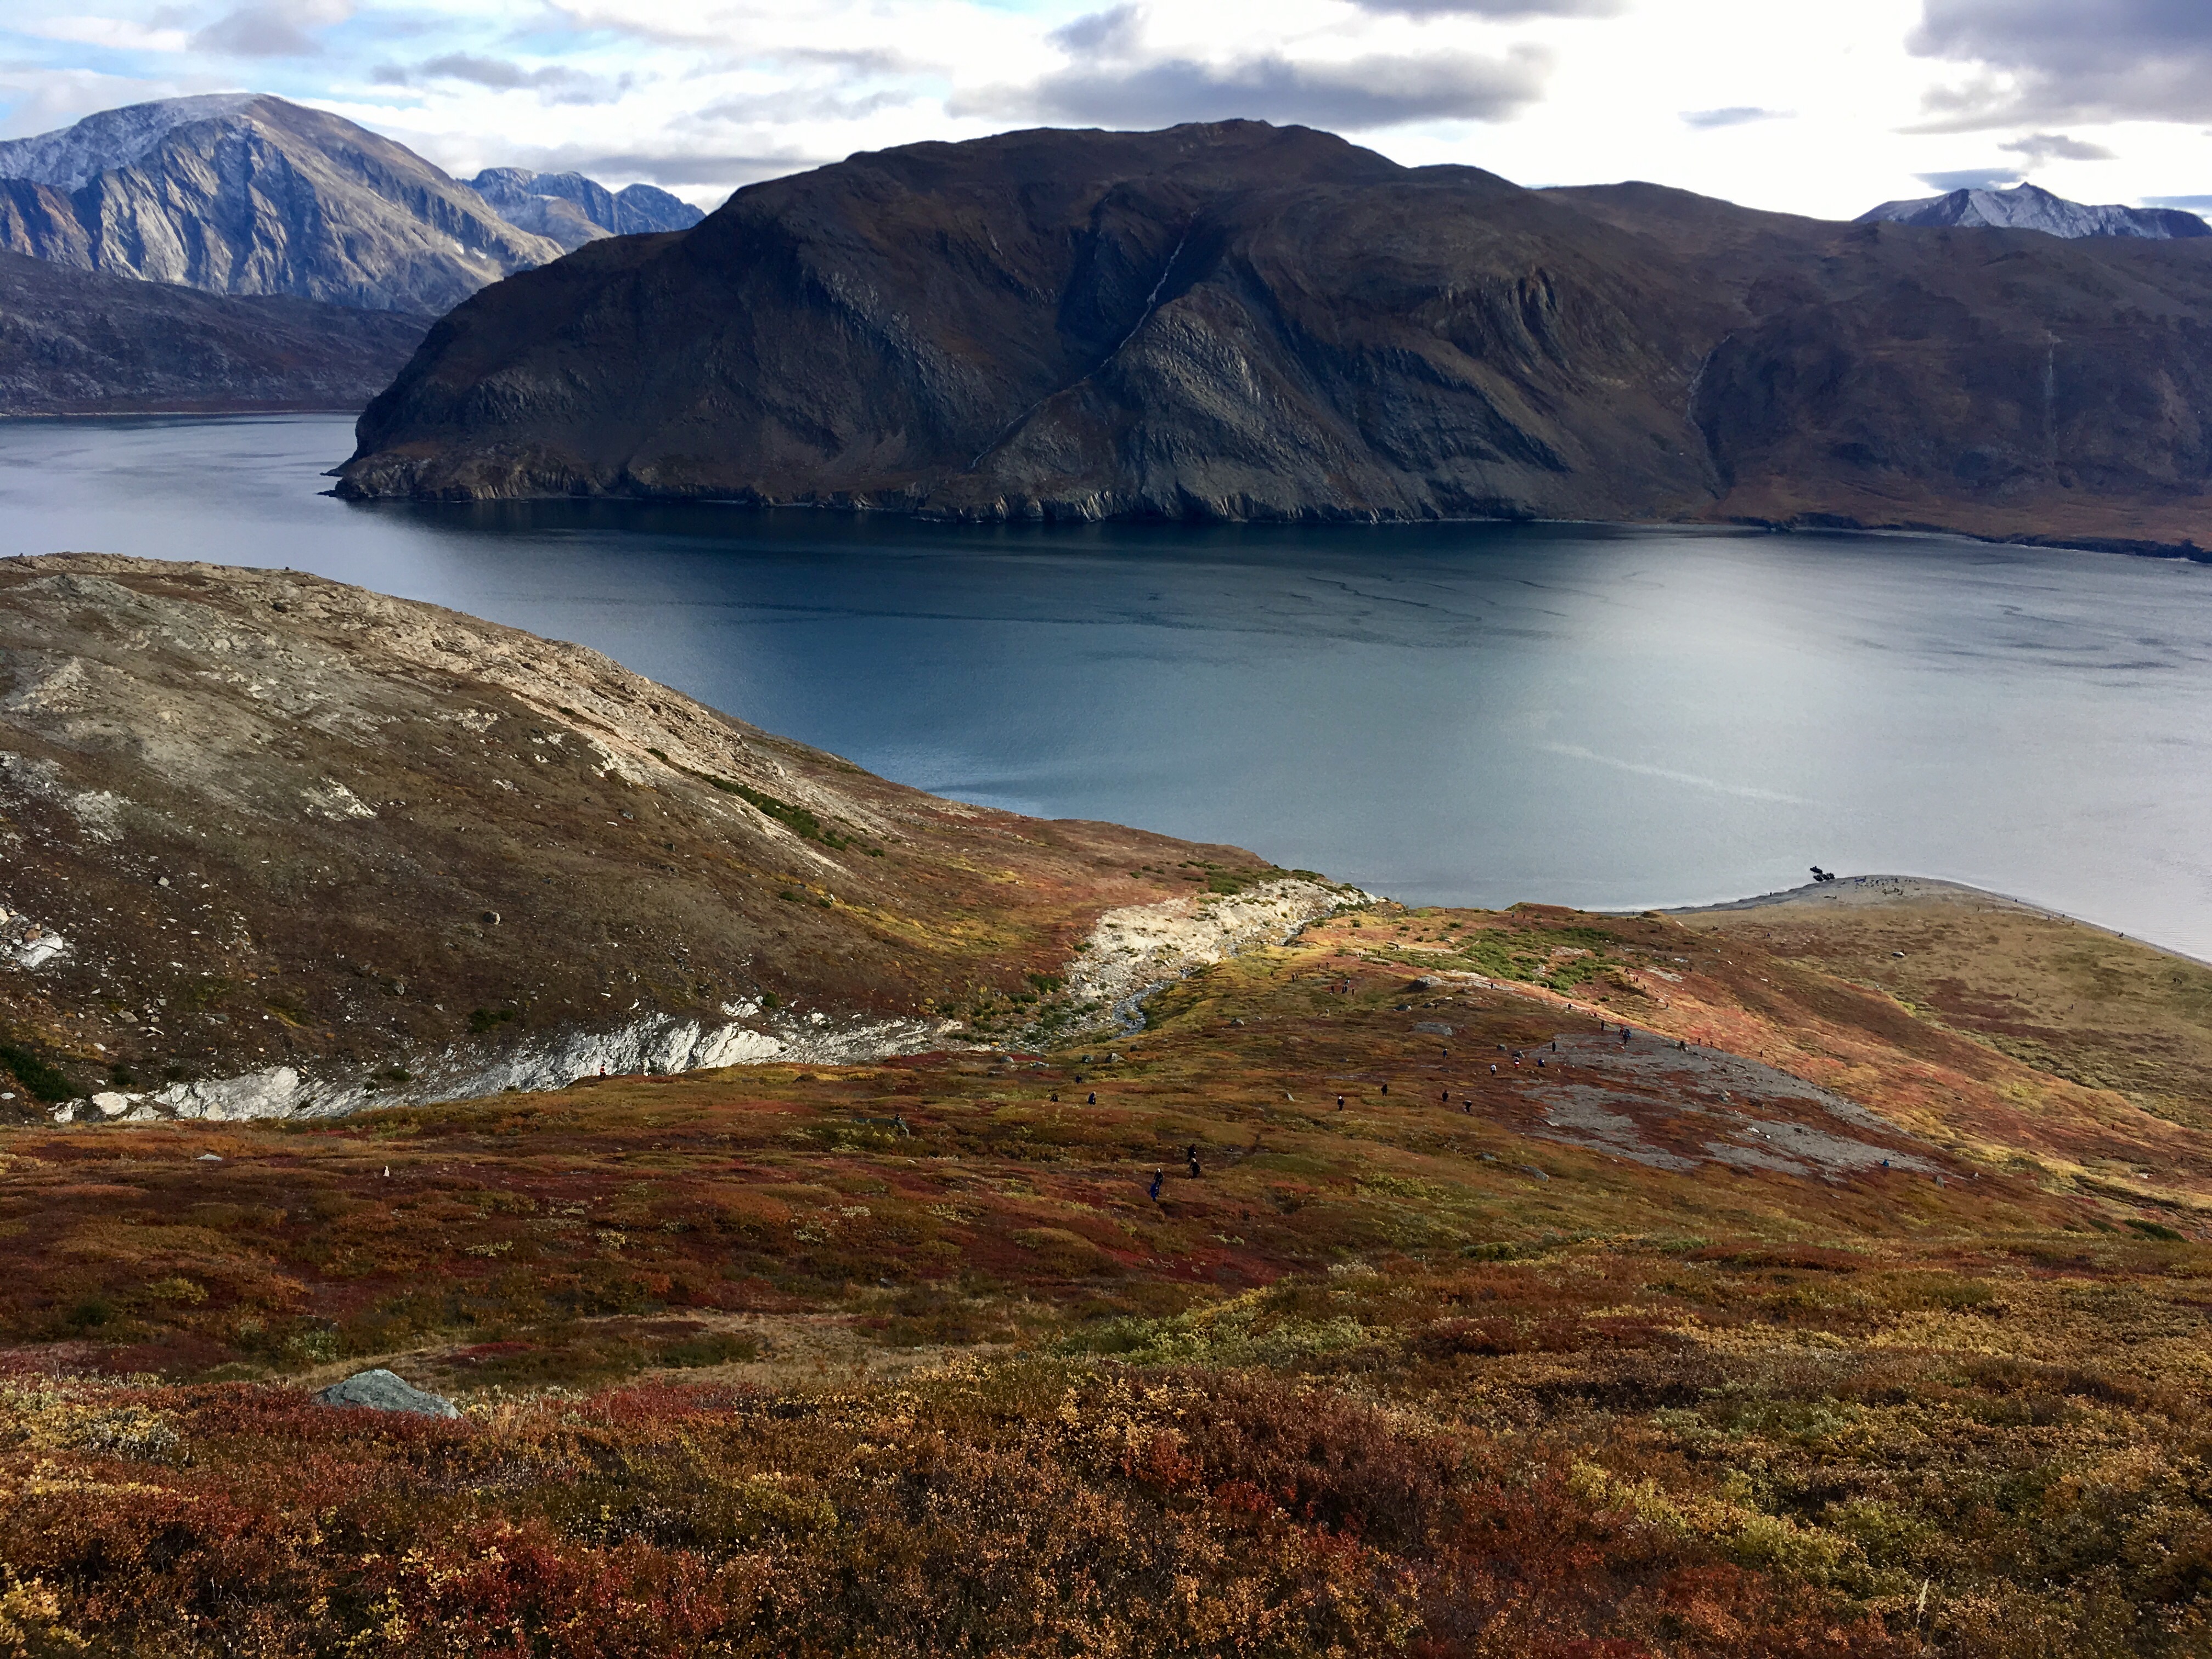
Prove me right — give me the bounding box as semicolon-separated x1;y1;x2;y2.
1336;1094;1345;1110
1187;1144;1201;1178
1087;1092;1097;1105
1462;1099;1472;1114
1490;1064;1498;1076
1380;1082;1388;1095
1050;1092;1059;1102
1441;1089;1449;1104
893;1115;911;1138
1149;1170;1164;1200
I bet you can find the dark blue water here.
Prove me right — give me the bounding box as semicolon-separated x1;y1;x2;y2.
8;413;2212;956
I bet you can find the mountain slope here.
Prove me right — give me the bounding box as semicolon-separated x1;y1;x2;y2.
0;95;562;312
1858;180;2210;240
334;121;2212;551
469;168;704;251
0;249;427;413
340;121;1731;523
0;554;1339;1121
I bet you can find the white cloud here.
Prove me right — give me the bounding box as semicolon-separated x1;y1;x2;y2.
190;0;354;59
25;17;191;52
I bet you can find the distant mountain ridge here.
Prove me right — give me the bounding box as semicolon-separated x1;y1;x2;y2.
0;94;562;312
1857;181;2210;240
468;168;703;252
0;247;427;414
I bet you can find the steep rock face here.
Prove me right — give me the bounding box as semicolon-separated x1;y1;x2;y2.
340;122;1732;522
0;555;1333;1120
1557;185;2212;546
335;122;2212;548
0;249;427;413
1857;182;2210;241
0;95;562;312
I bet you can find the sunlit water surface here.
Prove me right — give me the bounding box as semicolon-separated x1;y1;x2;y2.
8;414;2212;956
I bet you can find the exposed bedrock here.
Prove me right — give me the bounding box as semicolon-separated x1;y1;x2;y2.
0;554;1348;1123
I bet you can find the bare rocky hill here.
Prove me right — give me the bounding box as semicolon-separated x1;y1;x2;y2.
337;120;2212;554
0;95;561;313
0;555;1345;1122
0;250;427;413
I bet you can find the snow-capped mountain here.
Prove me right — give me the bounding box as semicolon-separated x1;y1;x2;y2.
468;168;704;252
1857;182;2210;240
0;93;265;191
0;95;562;313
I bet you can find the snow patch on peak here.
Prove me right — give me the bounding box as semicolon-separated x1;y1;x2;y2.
1857;182;2211;241
0;93;268;190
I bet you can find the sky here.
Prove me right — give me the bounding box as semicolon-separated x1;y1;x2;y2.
3;0;2210;220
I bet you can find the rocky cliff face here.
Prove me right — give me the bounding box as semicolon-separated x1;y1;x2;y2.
335;121;2212;552
0;555;1339;1121
0;249;427;413
0;95;562;313
340;122;1729;523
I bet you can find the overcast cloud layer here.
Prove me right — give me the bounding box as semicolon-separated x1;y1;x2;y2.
2;0;2208;221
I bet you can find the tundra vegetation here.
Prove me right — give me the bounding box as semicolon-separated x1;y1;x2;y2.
2;897;2209;1656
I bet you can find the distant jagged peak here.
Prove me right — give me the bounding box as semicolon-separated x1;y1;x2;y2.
1857;180;2211;241
468;165;704;245
0;92;276;191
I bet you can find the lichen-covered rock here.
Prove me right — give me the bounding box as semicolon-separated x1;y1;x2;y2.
314;1369;459;1419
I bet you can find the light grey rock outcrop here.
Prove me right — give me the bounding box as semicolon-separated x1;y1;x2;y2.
315;1369;460;1418
0;94;562;312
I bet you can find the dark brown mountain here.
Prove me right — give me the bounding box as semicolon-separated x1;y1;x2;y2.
334;121;2212;554
0;249;428;414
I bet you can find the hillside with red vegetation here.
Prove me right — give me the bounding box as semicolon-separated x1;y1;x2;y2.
3;894;2208;1655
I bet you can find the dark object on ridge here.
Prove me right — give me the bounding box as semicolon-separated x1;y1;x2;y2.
337;120;2212;555
1810;866;1838;883
1187;1143;1201;1178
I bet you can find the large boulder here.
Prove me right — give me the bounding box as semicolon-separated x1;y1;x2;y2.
314;1368;459;1418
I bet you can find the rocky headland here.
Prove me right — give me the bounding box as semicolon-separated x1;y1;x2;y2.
335;119;2212;555
0;554;1351;1122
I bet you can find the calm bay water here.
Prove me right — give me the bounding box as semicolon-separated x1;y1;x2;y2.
7;413;2212;956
